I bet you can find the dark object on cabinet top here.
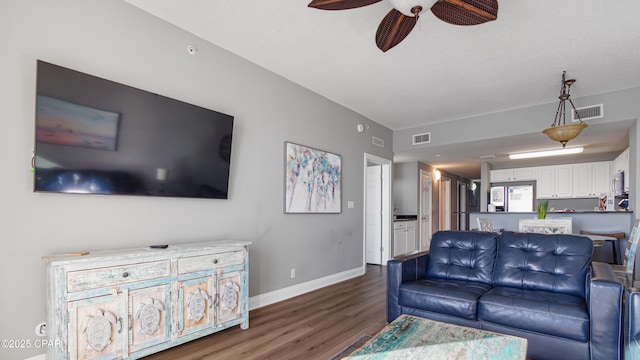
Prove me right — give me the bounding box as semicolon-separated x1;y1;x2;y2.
394;215;417;221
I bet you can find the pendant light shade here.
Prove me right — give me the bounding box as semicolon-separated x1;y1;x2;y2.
543;123;587;146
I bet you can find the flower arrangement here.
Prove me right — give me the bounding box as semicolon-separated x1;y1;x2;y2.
537;200;549;219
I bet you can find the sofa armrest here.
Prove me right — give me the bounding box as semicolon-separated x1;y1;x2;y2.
386;254;429;322
625;288;640;360
590;261;623;360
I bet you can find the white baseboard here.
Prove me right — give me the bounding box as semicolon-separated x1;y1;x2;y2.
248;266;364;310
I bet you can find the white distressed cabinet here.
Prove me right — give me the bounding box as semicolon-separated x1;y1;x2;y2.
43;240;250;360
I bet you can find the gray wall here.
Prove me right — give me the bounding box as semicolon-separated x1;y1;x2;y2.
0;1;393;359
393;161;468;231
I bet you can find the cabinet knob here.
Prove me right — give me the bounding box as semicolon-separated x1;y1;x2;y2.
122;272;129;278
212;259;218;264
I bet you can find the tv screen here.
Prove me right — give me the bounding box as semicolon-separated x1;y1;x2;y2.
34;60;234;199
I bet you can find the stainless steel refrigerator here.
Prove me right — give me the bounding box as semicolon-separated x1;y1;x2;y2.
490;185;535;212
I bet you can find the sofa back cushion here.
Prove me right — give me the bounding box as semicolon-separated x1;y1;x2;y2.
494;231;592;297
426;231;499;285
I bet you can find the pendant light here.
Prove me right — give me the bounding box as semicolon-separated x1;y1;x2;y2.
542;71;588;147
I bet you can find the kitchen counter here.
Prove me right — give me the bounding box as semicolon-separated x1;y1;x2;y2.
469;211;635;264
470;212;634;233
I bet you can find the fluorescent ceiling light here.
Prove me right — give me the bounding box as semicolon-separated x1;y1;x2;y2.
509;147;584;160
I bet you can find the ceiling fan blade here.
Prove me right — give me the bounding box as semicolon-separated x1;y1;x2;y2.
376;9;418;52
308;0;382;10
432;0;498;26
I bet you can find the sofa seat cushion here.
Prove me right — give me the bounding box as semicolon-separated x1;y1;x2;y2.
399;278;493;320
479;286;589;342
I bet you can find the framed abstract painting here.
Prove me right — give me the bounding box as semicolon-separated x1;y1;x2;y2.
285;142;342;213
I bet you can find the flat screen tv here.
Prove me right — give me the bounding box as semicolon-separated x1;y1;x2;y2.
34;60;234;199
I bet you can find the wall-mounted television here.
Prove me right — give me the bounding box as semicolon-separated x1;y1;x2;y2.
34;60;234;199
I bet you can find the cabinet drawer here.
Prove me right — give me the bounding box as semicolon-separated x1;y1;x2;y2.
394;221;416;230
67;260;171;292
394;222;407;230
178;251;244;274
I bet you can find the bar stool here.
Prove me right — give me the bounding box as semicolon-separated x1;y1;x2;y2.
580;230;625;265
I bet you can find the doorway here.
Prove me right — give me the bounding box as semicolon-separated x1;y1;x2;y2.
363;153;392;271
419;170;433;251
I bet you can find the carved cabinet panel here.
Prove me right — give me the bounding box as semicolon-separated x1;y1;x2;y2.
68;294;123;360
44;240;250;360
178;277;215;337
128;284;171;354
217;272;243;326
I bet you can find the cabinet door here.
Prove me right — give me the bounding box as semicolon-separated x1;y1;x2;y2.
490;169;513;182
178;277;214;337
554;165;573;198
68;294;124;360
128;284;171;354
513;167;537;181
393;229;406;256
216;272;244;326
405;225;416;253
592;162;611;195
572;163;593;197
537;167;555;198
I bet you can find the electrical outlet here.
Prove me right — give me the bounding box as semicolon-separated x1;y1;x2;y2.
35;322;46;337
290;268;296;279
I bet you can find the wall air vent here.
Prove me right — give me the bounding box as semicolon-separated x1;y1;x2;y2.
412;132;431;145
572;104;603;122
372;136;385;148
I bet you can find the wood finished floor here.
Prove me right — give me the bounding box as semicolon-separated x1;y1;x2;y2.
143;264;388;360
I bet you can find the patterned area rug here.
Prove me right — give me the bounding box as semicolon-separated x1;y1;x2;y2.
330;335;372;360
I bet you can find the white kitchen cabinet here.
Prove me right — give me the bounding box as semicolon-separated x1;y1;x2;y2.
592;162;611;194
572;162;611;198
44;240;250;360
612;148;629;192
490;167;537;182
537;165;573;199
394;221;416;257
572;163;592;197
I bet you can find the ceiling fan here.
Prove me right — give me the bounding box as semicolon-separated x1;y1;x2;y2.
308;0;498;52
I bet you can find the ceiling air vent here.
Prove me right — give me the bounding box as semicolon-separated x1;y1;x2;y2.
372;136;385;148
412;132;431;145
572;104;603;122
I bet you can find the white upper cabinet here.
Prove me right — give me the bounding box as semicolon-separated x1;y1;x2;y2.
536;165;573;199
572;162;610;198
490;167;537;182
612;148;630;192
592;162;612;195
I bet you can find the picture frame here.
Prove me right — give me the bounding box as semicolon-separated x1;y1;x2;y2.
285;142;342;214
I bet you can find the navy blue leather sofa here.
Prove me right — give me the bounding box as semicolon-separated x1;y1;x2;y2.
387;230;623;360
626;288;640;359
